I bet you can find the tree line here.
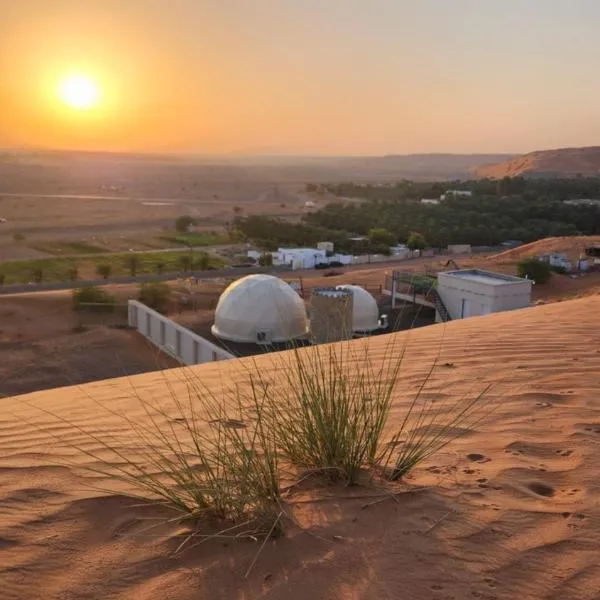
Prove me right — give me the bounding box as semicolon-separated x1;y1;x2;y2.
234;177;600;251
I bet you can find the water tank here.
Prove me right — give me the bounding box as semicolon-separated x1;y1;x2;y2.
309;288;353;344
211;274;308;344
335;284;381;333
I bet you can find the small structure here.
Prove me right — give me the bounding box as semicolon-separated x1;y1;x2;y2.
441;190;472;200
539;252;573;272
317;241;334;253
335;284;387;335
420;198;440;205
436;269;531;321
211;274;309;344
309;288;354;344
447;244;472;255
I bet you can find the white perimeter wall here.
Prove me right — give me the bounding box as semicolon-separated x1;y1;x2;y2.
437;274;531;321
128;300;234;365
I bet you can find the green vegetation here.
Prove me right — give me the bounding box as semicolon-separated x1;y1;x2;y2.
302;178;600;247
96;263;112;279
39;373;282;547
29;241;108;255
368;228;397;247
138;282;172;314
174;215;197;233
125;255;140;276
258;252;273;267
161;232;230;247
72;286;117;312
407;231;427;251
37;335;492;564
517;258;552;284
0;251;226;285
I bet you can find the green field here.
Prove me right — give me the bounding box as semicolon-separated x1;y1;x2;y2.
160;232;231;246
0;250;226;285
29;241;109;255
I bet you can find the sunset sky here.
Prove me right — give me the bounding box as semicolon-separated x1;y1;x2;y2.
2;0;600;155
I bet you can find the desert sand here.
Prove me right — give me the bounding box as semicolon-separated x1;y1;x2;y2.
1;295;599;599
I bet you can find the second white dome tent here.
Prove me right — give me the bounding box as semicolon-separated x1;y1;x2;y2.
212;274;309;344
335;284;382;334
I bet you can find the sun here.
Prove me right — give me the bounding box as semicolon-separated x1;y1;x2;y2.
58;74;100;110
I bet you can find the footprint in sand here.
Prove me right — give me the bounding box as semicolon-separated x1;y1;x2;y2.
526;482;555;498
467;453;491;464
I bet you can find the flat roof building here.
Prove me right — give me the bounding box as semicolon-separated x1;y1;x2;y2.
436;269;532;321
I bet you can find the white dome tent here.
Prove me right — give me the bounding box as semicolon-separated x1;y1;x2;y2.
335;284;384;334
212;275;309;344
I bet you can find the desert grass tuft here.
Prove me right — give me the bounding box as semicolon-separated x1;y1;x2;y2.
254;336;406;484
23;368;282;541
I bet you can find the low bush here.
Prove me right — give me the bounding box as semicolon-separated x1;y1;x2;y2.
72;286;117;312
517;258;552;283
138;282;172;314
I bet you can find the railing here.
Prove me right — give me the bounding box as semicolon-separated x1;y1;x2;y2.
429;288;452;322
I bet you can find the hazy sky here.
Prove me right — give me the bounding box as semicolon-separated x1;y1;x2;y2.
2;0;600;155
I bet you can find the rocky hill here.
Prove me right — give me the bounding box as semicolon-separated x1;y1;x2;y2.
475;146;600;178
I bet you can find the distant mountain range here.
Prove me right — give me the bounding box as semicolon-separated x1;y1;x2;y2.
475;147;600;178
6;147;600;182
0;149;516;182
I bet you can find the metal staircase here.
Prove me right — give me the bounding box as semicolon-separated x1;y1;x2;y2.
429;288;452;322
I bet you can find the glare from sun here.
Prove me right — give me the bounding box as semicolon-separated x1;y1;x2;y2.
58;74;100;110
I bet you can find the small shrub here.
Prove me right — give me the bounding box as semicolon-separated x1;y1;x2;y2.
260;342;401;484
550;264;567;275
193;253;211;271
175;215;197;233
138;282;172;314
31;268;43;283
125;255;140;276
72;286;117;312
13;232;25;242
96;263;112;280
407;232;427;251
258;253;273;267
35;371;282;543
179;255;192;272
67;267;79;281
0;274;4;286
517;258;552;283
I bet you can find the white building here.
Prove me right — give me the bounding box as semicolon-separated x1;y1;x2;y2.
248;247;351;269
436;269;532;321
447;244;472;255
278;248;327;269
539;253;573;272
317;241;334;253
441;190;473;201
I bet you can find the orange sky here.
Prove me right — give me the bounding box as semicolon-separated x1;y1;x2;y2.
2;0;600;155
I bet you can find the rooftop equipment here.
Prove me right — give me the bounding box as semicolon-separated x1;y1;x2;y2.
309;288;354;344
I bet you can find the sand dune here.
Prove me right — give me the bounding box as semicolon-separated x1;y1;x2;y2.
1;296;600;599
489;236;600;262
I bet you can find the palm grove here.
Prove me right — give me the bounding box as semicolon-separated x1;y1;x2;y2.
233;177;600;251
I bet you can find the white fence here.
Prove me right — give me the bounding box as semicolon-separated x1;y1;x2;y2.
128;300;234;365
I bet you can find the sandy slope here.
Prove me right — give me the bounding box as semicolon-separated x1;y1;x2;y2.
1;297;600;599
489;236;600;262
